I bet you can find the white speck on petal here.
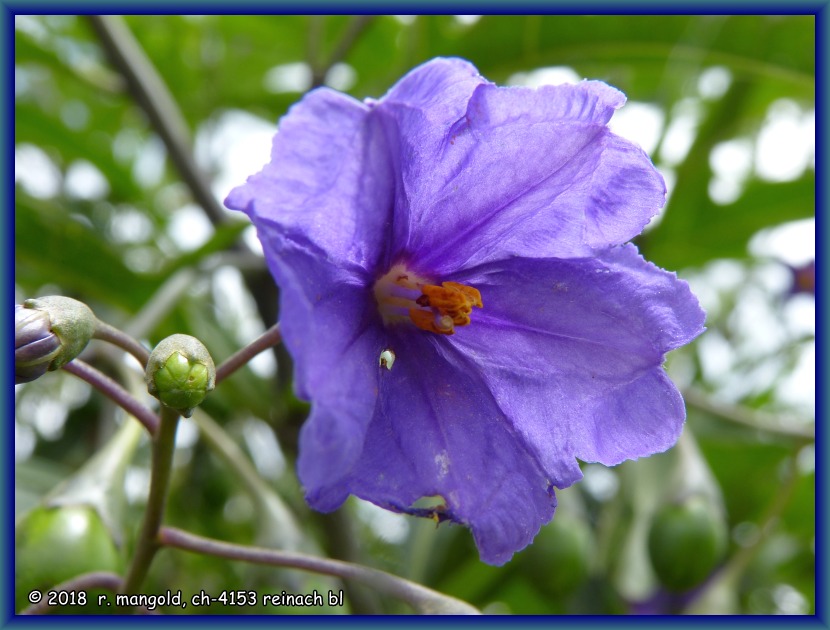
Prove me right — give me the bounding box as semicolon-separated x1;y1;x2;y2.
435;451;450;478
379;349;395;370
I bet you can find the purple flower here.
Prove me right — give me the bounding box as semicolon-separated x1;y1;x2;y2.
14;296;96;384
15;304;62;384
226;58;705;565
788;259;815;296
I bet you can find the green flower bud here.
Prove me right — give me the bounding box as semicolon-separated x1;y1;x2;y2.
15;297;96;383
15;505;124;612
647;494;727;592
146;334;215;417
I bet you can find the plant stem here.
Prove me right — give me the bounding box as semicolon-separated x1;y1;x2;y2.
87;15;227;226
684;387;814;441
684;454;803;614
310;16;375;88
215;324;282;384
307;15;325;85
158;526;480;615
87;13;288;403
120;406;180;598
314;510;383;614
93;319;151;368
190;410;304;550
62;360;159;436
44;414;145;548
726;457;802;575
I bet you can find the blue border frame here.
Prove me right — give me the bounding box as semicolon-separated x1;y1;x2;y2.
815;1;826;626
0;1;827;13
3;0;12;626
5;3;826;627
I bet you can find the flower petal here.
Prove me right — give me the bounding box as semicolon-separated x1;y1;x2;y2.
254;232;385;502
226;58;706;570
312;331;556;566
379;57;486;127
384;79;665;272
373;57;488;255
225;87;395;275
449;244;705;482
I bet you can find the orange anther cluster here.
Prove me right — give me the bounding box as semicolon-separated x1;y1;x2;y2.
409;282;483;335
374;264;483;336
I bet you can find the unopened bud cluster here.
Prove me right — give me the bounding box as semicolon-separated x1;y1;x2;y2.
15;297;96;384
145;334;215;417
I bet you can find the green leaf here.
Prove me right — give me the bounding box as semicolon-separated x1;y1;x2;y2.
124;15;312;125
15;195;158;310
642;173;814;269
16;103;143;202
435;15;813;93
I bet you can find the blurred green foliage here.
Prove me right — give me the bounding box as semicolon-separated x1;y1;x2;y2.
14;15;814;615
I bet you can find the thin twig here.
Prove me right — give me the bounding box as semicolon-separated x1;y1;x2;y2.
684;455;803;614
329;16;375;70
315;510;384;614
120;406;180;600
118;253;263;344
727;458;802;576
94;319;151;367
215;324;282;384
190;409;304;552
18;571;124;615
86;15;227;226
684;387;814;441
311;16;375;88
307;15;325;85
123;267;198;341
87;13;289;408
159;526;480;615
62;360;159;435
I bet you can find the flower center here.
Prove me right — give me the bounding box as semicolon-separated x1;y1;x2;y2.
373;264;483;335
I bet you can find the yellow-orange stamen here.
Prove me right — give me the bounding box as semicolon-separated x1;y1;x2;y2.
373;265;483;335
410;282;483;334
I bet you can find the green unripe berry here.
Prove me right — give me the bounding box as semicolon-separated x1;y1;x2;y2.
647;494;727;592
522;514;593;597
146;334;215;417
15;505;124;612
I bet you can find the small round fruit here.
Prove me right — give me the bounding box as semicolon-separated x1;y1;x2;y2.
16;505;124;612
648;495;727;592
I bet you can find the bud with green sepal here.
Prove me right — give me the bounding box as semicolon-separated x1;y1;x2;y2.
15;297;96;384
15;305;61;384
146;334;216;417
